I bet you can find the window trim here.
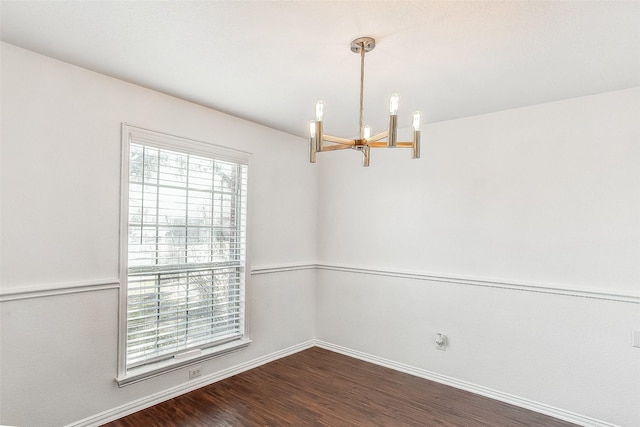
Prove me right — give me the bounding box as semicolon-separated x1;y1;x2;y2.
117;123;251;385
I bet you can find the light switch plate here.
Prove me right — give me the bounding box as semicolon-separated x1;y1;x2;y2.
633;330;640;348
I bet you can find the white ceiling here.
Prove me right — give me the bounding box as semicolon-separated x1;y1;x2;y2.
1;1;639;139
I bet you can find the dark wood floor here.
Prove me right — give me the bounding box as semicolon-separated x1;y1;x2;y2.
103;347;578;426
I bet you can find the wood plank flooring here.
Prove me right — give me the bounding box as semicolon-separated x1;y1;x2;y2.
103;347;578;426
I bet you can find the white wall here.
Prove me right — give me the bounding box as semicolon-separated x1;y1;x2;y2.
2;41;639;427
0;42;317;426
317;88;640;291
316;88;640;426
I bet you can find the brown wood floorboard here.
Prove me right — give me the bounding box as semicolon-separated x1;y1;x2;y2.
102;347;579;426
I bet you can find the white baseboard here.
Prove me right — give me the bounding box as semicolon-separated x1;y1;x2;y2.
68;340;315;427
69;339;617;427
315;340;618;427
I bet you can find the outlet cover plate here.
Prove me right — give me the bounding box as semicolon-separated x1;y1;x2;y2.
189;366;202;379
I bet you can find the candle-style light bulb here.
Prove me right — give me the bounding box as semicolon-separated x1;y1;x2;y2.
389;93;400;115
363;125;371;140
309;121;316;137
412;111;422;131
411;111;421;159
315;100;325;121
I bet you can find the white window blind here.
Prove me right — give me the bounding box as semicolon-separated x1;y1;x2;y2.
123;127;248;370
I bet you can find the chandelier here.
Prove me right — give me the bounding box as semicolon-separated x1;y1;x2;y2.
309;37;421;167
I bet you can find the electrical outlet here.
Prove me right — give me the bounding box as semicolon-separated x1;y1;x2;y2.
189;366;202;379
435;333;447;351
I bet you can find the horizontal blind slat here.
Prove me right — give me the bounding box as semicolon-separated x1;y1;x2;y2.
127;302;242;321
127;319;242;347
127;326;242;353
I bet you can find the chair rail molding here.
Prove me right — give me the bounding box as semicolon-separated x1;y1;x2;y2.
0;279;120;302
249;262;639;304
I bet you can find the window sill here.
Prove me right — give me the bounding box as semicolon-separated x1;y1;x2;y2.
116;338;252;387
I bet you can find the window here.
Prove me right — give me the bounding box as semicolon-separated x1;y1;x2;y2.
118;124;249;384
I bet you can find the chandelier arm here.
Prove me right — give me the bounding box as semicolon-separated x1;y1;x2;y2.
322;135;356;145
320;144;353;152
367;130;389;142
367;142;391;148
395;142;415;148
367;141;414;148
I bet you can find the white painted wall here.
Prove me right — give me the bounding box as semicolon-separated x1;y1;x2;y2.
316;88;640;426
317;88;640;291
0;42;317;426
2;41;639;427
